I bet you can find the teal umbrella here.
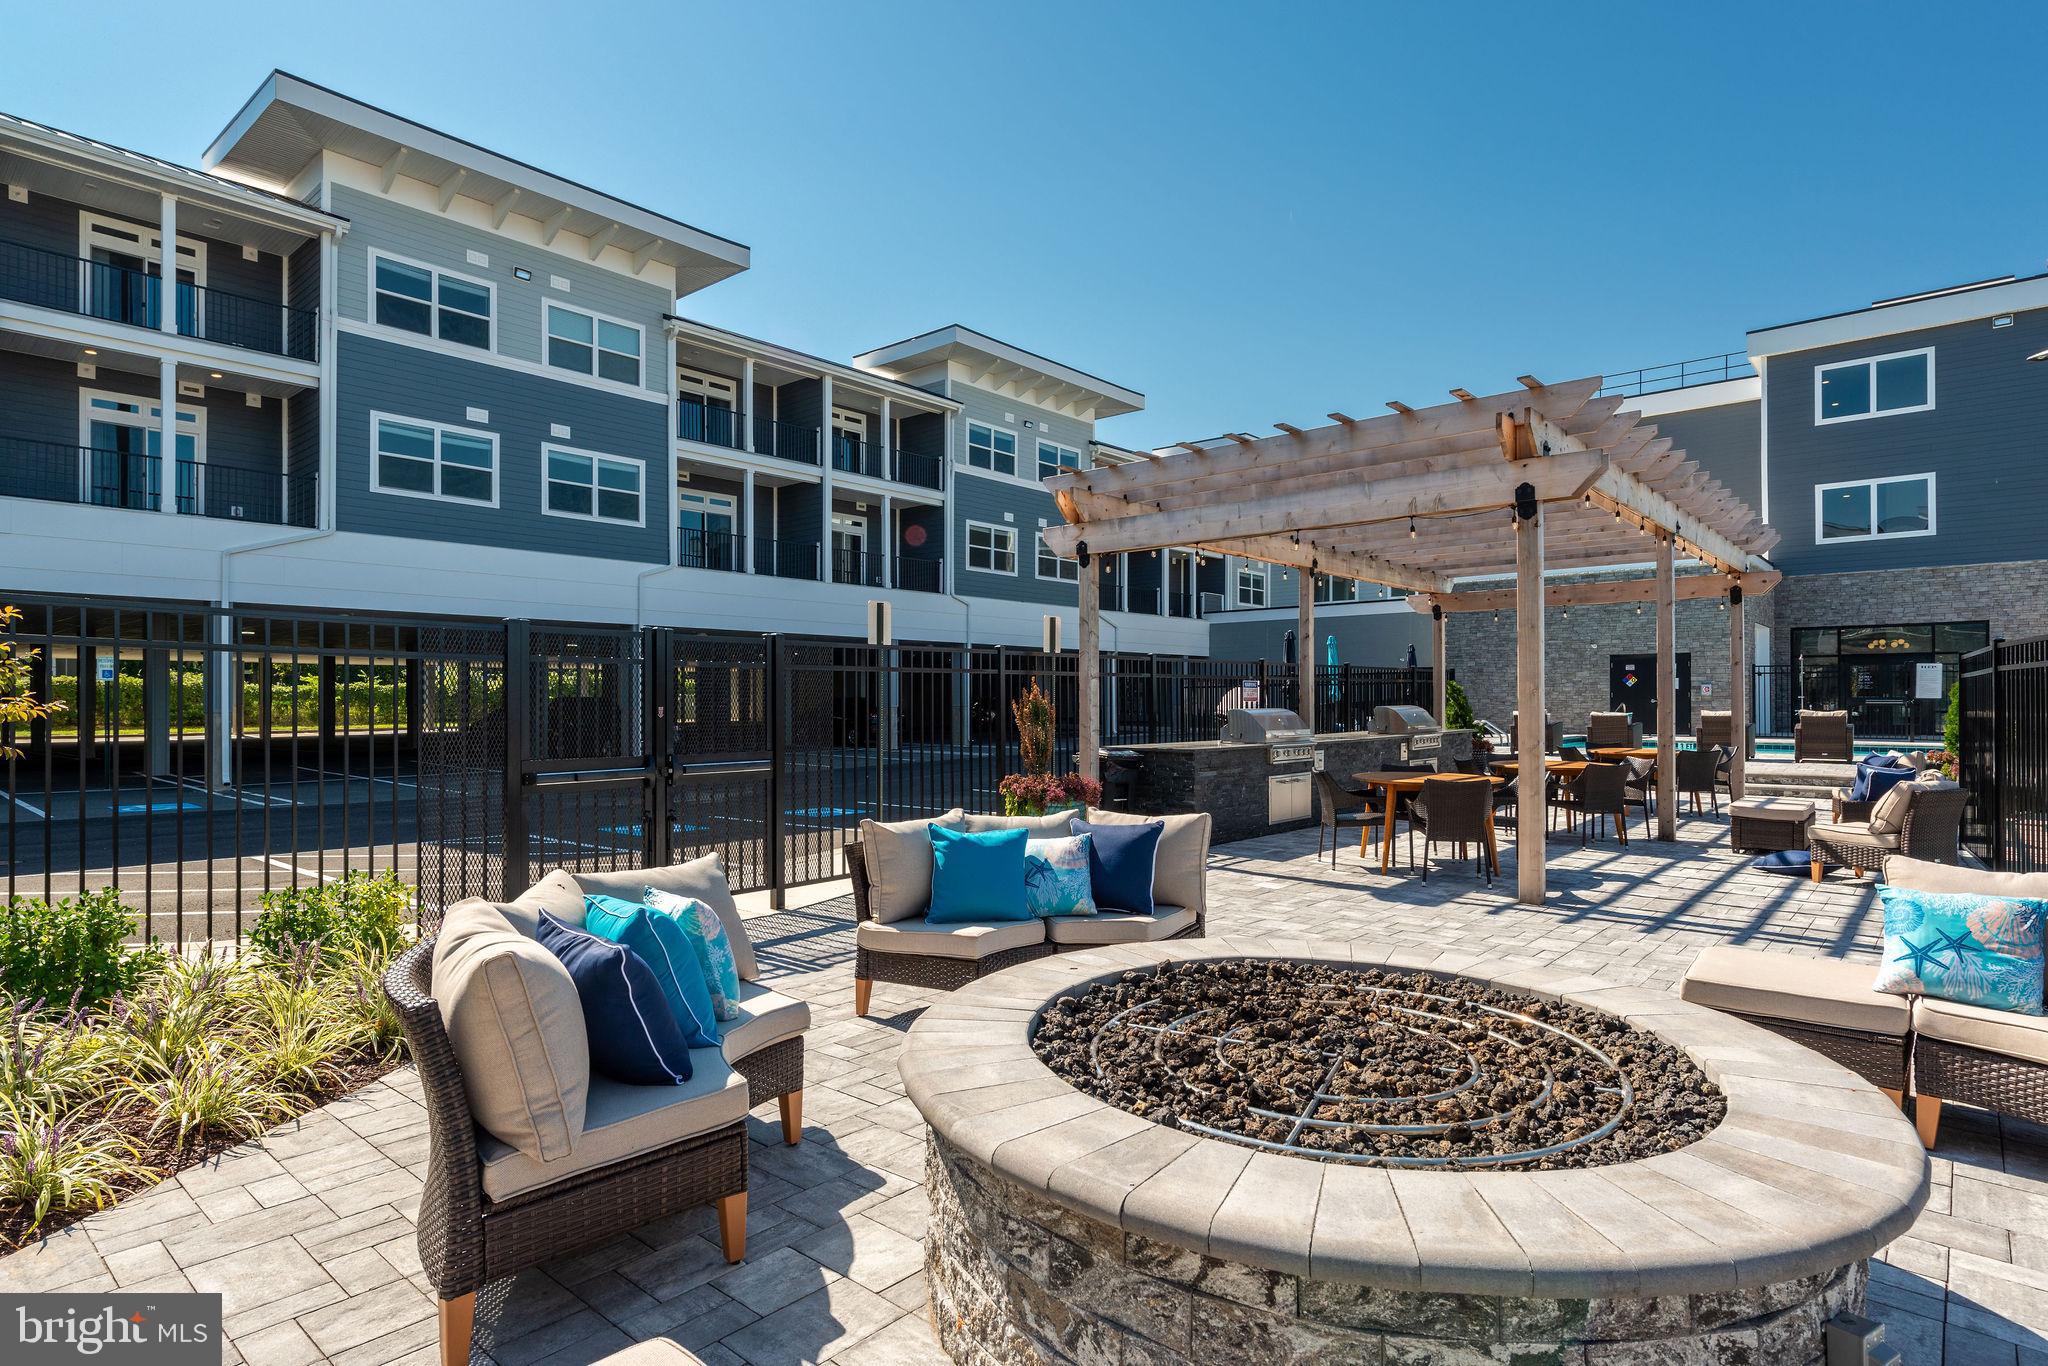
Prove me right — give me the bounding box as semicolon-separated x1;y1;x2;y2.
1326;634;1340;703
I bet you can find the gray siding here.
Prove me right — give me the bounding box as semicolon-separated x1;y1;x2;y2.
777;379;822;436
0;353;280;466
946;379;1091;607
330;186;670;397
1654;400;1761;514
1207;608;1432;669
334;330;668;563
1765;309;2048;574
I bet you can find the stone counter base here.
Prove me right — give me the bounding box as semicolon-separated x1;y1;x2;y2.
925;1133;1865;1366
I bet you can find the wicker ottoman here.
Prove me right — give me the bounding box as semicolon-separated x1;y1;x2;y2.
1730;797;1815;853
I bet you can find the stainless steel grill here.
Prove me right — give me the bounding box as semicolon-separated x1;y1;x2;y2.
1220;707;1314;762
1373;704;1443;758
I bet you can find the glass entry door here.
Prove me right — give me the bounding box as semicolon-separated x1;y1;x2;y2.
678;490;738;569
830;512;869;585
81;393;201;512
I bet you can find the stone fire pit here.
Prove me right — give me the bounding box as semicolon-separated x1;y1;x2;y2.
899;939;1929;1366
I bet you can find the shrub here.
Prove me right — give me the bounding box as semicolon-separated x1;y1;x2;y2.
108;953;248;1081
0;890;159;1007
0;1095;151;1234
250;871;411;964
320;945;406;1060
1012;682;1056;778
130;1053;291;1149
1944;681;1961;758
0;1000;113;1112
245;972;356;1093
1444;680;1477;732
999;772;1102;817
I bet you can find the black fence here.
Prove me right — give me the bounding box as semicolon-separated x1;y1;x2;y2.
1750;662;1957;740
2;593;1435;940
1958;636;2048;871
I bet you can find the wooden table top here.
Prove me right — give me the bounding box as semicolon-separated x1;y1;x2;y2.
1590;746;1661;760
1491;759;1589;777
1352;770;1502;791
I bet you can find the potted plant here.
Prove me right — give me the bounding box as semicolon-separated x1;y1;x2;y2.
998;682;1103;816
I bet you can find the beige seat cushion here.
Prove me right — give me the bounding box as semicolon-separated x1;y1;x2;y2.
858;810;966;924
1731;797;1814;820
720;981;810;1065
1082;808;1212;917
964;810;1079;837
1883;855;2048;898
1914;996;2048;1067
431;899;590;1162
570;854;758;981
479;1053;749;1202
505;869;587;937
1811;821;1898;851
854;915;1045;961
1679;945;1909;1036
1867;782;1916;837
1047;905;1197;946
595;1343;706;1365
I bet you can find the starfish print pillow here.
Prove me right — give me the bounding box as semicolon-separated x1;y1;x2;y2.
1873;887;2046;1014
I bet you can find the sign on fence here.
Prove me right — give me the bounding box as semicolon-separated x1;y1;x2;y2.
1915;661;1945;700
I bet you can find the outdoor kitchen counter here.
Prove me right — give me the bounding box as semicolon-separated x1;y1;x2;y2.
1117;729;1473;846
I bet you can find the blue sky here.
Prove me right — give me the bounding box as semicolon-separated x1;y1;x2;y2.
9;1;2042;448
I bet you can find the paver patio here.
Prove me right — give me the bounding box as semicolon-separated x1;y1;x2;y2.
4;810;2043;1365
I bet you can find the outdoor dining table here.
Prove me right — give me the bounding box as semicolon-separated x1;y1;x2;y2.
1490;759;1589;778
1351;770;1503;875
1590;746;1661;761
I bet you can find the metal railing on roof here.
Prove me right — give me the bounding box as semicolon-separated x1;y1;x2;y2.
1598;350;1755;399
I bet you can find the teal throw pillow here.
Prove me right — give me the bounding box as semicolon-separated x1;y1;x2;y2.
645;887;743;1022
581;895;723;1047
1024;834;1097;917
1873;887;2045;1014
926;825;1030;923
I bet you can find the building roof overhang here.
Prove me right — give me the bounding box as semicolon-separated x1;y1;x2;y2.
854;324;1144;418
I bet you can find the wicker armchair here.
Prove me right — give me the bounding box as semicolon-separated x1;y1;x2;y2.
1586;712;1641;750
1808;780;1966;880
1794;710;1854;762
1622;757;1656;833
1313;770;1382;867
1694;710;1734;752
1407;777;1495;883
1554;762;1630;845
1675;747;1721;816
383;941;749;1366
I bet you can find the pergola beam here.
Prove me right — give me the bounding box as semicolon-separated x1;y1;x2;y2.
1185;536;1452;594
1411;570;1781;614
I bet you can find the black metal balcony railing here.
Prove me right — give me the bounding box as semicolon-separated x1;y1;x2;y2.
0;436;313;526
830;433;882;479
830;546;884;588
892;446;944;491
754;538;819;580
1167;590;1198;619
894;557;943;594
752;416;819;466
1098;578;1120;612
1598;350;1755;399
0;239;319;362
1124;587;1161;616
677;399;745;450
678;526;745;572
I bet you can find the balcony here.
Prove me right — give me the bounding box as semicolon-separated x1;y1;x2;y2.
892;446;944;491
0;239;319;362
830;546;884;588
895;557;943;594
678;526;745;572
677;399;745;451
0;436;314;526
830;432;882;479
754;538;819;580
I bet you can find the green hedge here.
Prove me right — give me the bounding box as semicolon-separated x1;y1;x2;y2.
47;670;509;736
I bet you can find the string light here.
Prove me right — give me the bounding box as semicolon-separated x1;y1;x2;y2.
1408;515;1417;540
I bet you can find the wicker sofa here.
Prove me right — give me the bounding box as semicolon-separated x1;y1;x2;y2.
1794;709;1854;761
846;807;1210;1016
1809;774;1967;880
1682;854;2048;1150
383;853;808;1366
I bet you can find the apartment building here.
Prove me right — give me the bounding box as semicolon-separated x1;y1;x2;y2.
0;72;1205;654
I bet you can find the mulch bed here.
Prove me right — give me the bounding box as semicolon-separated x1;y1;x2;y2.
0;1051;404;1252
1033;961;1724;1169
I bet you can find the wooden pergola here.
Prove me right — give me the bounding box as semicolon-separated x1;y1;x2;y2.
1042;376;1781;904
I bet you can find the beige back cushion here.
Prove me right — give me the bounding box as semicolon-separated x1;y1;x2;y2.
1867;782;1916;837
570;853;759;981
857;810;965;924
1083;808;1212;916
1884;854;2048;899
431;898;589;1162
504;868;586;938
963;811;1079;837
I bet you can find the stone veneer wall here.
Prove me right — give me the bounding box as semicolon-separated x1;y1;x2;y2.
925;1132;1865;1366
1766;560;2048;665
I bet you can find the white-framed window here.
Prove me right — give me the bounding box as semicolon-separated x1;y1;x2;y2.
372;252;492;350
543;445;645;525
545;301;643;386
1813;472;1935;543
965;422;1017;477
965;521;1017;574
1035;529;1078;582
370;412;497;506
1315;577;1360;604
1236;563;1268;607
1814;347;1934;424
1036;439;1081;482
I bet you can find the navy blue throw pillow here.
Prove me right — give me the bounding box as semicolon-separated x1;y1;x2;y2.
535;910;695;1086
1070;818;1162;917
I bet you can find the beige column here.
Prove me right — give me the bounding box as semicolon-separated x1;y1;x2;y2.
1515;498;1546;904
1655;532;1677;840
1078;550;1101;780
1296;569;1316;732
1727;584;1747;801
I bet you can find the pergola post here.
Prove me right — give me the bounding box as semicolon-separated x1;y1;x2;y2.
1430;603;1447;724
1727;584;1746;800
1655;532;1677;840
1297;568;1316;732
1514;490;1545;905
1078;549;1101;781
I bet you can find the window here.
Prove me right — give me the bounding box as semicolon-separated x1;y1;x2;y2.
1815;348;1933;423
1236;564;1267;607
373;254;491;349
543;446;644;525
966;521;1017;574
1035;530;1078;582
1814;473;1934;542
1036;439;1081;482
546;303;643;385
372;414;496;505
965;422;1017;476
1315;577;1359;604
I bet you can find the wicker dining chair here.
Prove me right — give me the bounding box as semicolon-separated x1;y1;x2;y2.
1676;747;1722;816
1407;777;1495;884
1313;770;1382;867
382;941;749;1366
1558;745;1589;764
1622;757;1656;833
1554;762;1630;846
